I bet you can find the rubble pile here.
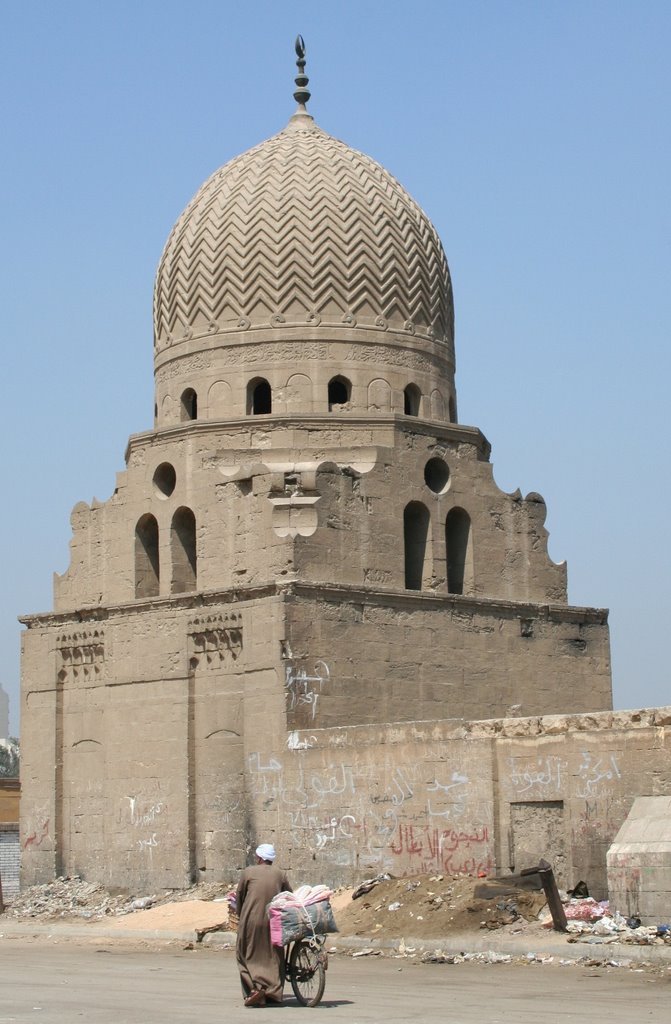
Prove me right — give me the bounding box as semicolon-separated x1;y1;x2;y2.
4;876;233;921
5;878;130;919
335;872;546;941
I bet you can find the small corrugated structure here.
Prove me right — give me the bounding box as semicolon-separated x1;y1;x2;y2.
607;795;671;925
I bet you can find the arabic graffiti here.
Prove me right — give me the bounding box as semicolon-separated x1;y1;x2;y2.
390;823;491;874
576;751;621;798
126;796;165;828
315;814;357;850
137;833;158;858
284;659;330;720
245;746;493;873
509;756;565;794
426;771;469;819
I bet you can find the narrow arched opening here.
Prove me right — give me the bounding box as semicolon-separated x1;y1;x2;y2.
328;375;351;411
171;507;197;593
404;501;430;591
446;507;473;595
448;395;457;423
248;378;272;415
180;388;198;421
404;384;421;416
135;514;160;598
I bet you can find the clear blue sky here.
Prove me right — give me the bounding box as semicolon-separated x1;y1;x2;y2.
1;1;669;735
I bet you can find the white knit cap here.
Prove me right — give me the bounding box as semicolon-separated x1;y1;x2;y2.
256;843;276;862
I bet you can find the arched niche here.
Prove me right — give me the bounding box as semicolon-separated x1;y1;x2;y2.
446;507;473;595
404;501;430;591
430;388;445;421
286;373;312;413
208;380;232;419
135;514;160;598
368;378;392;412
171;507;197;593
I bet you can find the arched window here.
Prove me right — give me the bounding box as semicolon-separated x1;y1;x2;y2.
328;375;351;411
404;384;421;416
180;388;197;421
171;507;197;593
404;501;430;591
248;378;272;415
446;507;473;595
448;395;457;423
135;514;159;598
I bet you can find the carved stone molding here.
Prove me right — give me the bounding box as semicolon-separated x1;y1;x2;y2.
57;629;105;683
188;613;243;670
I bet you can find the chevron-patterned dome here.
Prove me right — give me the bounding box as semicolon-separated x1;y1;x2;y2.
153;111;454;350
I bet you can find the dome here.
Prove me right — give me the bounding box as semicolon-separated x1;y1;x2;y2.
153;111;454;353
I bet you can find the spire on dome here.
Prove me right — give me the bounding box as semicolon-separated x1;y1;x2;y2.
293;35;311;110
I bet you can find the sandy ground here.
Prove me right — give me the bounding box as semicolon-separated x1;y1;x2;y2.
103;898;230;934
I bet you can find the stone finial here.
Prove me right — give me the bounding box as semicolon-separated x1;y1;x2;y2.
293;34;311;109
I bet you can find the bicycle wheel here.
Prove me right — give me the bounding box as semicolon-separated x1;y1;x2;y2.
289;939;326;1007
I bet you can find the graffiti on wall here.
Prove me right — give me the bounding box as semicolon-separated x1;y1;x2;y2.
509;756;565;795
23;805;51;851
576;752;621;799
390;823;492;876
284;659;330;720
247;749;492;874
126;796;165;859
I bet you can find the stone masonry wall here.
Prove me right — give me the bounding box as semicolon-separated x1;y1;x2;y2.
248;708;671;899
20;592;287;891
283;587;611;728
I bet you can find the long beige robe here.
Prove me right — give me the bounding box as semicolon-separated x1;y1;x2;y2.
236;864;291;1001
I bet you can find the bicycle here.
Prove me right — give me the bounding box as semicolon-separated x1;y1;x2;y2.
285;932;328;1006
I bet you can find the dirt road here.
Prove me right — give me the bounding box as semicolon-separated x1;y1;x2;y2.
0;939;669;1023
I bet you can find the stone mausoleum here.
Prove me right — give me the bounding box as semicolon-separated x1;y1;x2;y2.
21;45;669;902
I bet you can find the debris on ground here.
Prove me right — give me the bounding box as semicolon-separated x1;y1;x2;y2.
4;872;670;960
2;876;233;922
335;872;546;941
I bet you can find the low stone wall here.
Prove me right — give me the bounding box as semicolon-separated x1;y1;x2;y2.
249;707;671;900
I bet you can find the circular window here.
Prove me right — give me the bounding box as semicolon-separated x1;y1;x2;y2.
424;457;450;494
153;462;176;498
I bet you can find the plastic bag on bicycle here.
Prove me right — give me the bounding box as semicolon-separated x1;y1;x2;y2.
269;899;338;946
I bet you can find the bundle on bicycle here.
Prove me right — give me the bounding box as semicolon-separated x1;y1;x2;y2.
269;885;338;1006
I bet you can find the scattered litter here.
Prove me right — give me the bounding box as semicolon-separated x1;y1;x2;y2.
351;874;392;901
131;897;154;911
388;902;402;912
564;898;607;922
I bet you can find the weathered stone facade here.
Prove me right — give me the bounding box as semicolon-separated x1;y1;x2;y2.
20;61;629;894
